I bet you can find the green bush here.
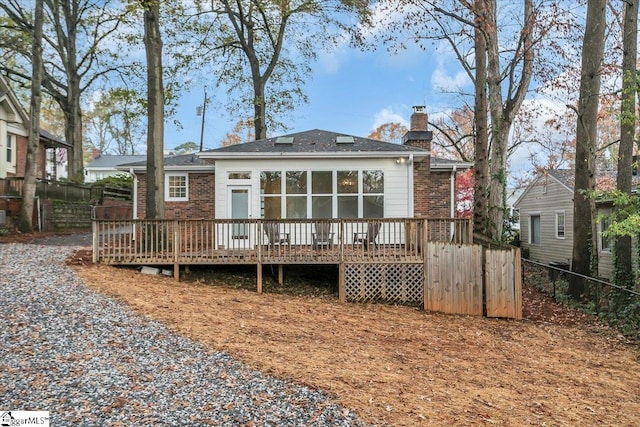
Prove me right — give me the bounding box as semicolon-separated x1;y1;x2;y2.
91;174;133;189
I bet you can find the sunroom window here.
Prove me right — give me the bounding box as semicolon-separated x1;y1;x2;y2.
260;169;384;219
260;171;281;219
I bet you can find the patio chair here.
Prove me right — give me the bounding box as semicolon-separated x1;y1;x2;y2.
353;222;381;250
263;222;290;247
312;222;334;250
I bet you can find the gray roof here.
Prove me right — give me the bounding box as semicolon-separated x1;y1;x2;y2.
87;155;147;169
201;129;429;155
547;169;574;190
39;128;68;148
431;157;473;169
118;154;210;168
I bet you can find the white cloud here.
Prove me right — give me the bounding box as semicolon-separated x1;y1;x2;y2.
371;106;409;130
430;68;470;93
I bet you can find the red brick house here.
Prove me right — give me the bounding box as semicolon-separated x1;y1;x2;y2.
121;106;471;221
0;74;70;181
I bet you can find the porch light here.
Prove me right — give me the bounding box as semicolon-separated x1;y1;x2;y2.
396;157;413;165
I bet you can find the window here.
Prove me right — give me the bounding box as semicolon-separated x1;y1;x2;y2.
312;171;332;218
260;169;385;219
6;133;14;164
529;214;541;245
555;211;565;239
261;171;281;219
337;170;358;218
600;216;611;252
363;170;384;218
165;173;188;201
286;171;307;218
228;172;251;180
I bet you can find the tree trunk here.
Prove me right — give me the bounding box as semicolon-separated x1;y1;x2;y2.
18;0;44;232
472;1;490;239
253;76;267;140
570;0;606;299
485;0;534;241
65;75;84;182
614;0;638;289
143;0;165;219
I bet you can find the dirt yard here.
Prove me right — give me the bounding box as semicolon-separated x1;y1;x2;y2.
66;254;639;426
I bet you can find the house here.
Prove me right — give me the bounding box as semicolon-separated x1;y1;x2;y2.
514;169;574;269
0;74;70;181
514;168;636;279
85;154;146;183
122;106;472;222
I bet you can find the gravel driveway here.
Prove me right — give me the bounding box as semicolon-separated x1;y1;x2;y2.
0;243;367;426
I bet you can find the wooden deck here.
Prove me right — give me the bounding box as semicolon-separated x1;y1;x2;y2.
93;218;472;267
91;217;522;320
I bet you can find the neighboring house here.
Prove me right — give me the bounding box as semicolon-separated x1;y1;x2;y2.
514;168;637;280
119;153;215;219
0;74;70;181
85;154;146;183
122;106;472;222
514;169;574;269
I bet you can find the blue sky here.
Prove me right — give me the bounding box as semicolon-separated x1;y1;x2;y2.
164;39;468;151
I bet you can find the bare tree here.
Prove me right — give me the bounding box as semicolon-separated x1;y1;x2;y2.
472;0;490;239
364;0;546;241
142;0;165;219
17;0;44;232
569;0;607;299
0;0;129;182
613;0;638;289
191;0;370;140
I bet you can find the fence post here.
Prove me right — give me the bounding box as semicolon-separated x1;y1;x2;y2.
422;218;428;310
173;220;179;280
92;221;98;263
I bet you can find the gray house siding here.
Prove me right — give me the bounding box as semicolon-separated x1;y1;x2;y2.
515;174;574;266
596;206;639;280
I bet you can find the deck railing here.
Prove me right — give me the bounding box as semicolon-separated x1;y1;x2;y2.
93;217;472;266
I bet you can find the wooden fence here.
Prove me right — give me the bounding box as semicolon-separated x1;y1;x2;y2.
424;243;522;319
0;177;131;202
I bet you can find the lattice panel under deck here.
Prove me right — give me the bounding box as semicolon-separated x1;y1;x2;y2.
344;263;424;304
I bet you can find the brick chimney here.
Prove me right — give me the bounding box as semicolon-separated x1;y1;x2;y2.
402;105;432;217
402;105;432;150
410;105;428;131
91;147;101;159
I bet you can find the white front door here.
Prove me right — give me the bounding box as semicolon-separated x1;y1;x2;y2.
228;186;251;246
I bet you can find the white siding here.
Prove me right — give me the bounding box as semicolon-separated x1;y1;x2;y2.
214;158;411;219
515;175;574;265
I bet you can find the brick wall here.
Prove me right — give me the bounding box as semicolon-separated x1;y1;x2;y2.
12;134;49;179
135;172;215;219
427;171;454;218
413;157;431;217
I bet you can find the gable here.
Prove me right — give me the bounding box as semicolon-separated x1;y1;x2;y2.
514;171;573;209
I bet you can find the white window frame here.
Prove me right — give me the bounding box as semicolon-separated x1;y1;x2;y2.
555;211;565;239
6;133;16;171
259;169;385;219
165;173;189;202
599;214;611;253
529;213;541;245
